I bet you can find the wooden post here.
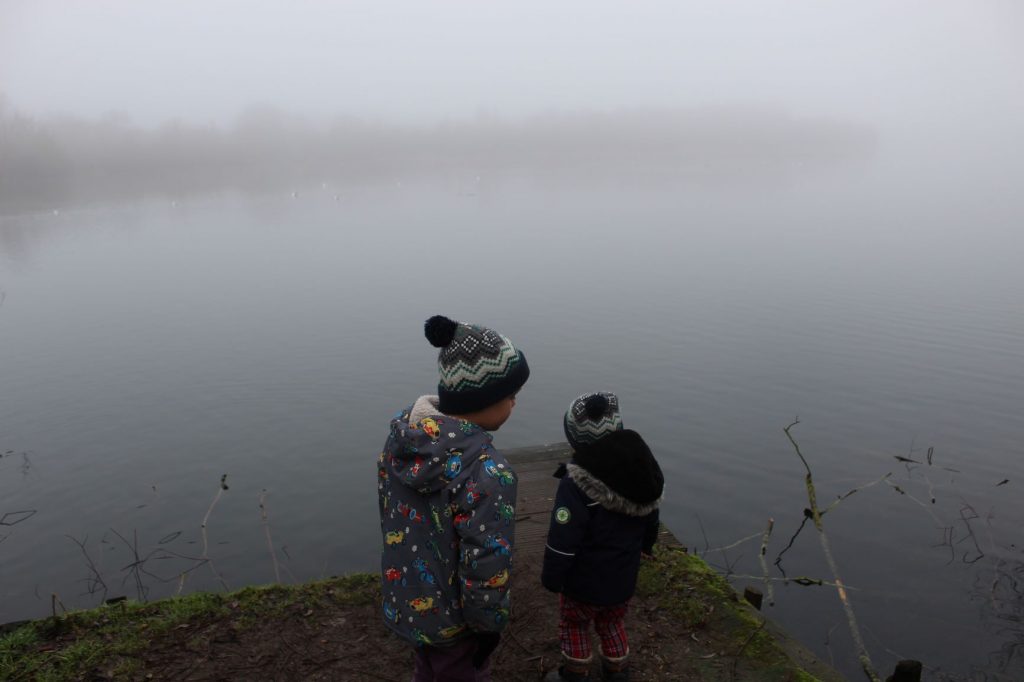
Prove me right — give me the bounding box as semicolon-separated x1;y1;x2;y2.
886;660;922;682
743;586;763;610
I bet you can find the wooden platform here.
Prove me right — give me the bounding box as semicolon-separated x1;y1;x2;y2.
504;442;683;559
504;443;847;682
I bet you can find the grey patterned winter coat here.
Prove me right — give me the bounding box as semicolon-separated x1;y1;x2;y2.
377;395;517;647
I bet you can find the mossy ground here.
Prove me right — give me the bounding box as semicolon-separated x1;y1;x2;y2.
2;548;836;681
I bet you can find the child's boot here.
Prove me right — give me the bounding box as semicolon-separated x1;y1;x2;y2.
543;654;592;682
600;653;630;681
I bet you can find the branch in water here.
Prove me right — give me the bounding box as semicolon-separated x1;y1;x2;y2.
783;420;880;682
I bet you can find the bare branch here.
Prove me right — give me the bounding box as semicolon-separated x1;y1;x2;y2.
783;420;880;682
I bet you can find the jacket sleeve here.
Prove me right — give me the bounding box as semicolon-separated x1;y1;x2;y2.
642;507;660;554
453;459;516;633
541;478;592;593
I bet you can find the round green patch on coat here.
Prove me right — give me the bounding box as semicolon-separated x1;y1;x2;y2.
555;507;571;524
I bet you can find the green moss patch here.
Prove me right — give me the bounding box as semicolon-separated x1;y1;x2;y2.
635;546;828;682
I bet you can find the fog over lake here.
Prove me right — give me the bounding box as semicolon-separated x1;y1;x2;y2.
2;2;1023;680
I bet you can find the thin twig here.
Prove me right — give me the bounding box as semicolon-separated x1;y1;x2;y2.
705;551;743;578
196;474;230;591
955;502;985;564
757;518;775;606
704;532;763;554
51;593;68;616
824;621;840;666
109;528;149;601
66;534;109;601
726;573;851;589
695;513;711;555
773;513;811;578
822;473;893;514
884;478;944;526
259;489;282;584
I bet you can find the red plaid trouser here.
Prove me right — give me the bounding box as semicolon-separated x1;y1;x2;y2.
558;594;630;661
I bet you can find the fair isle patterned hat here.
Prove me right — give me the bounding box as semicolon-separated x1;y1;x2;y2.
563;392;623;449
425;315;530;414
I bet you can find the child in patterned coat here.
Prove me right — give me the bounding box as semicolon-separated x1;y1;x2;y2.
378;315;530;682
542;392;664;682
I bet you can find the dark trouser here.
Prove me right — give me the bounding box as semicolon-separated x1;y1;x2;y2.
412;637;492;682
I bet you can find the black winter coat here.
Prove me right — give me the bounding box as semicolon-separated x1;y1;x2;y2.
541;429;663;606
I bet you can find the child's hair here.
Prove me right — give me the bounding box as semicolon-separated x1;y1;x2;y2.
563;391;623;449
424;315;530;414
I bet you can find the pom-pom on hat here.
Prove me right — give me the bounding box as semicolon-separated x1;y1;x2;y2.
425;315;530;414
564;392;623;449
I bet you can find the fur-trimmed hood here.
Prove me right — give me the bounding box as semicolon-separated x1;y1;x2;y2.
563;429;663;517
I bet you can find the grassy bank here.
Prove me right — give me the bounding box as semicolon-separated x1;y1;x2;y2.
1;575;379;681
1;548;837;681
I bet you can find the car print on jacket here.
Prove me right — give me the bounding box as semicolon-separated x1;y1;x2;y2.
481;454;515;487
397;502;426;523
419;417;442;441
464;480;486;506
485;533;511;557
438;624;468;640
484;569;509;589
385;567;407;586
412;558;439;585
443;449;463;479
495;502;515;525
378;396;516;647
408;596;439;615
382;600;401;624
454;511;473;530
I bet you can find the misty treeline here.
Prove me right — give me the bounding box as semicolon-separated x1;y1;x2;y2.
0;95;875;212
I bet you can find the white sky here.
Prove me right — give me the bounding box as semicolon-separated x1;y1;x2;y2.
1;0;1022;135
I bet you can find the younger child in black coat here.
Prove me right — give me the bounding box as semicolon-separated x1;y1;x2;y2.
542;392;664;682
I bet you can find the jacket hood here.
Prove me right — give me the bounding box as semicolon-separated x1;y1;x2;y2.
384;395;493;494
565;429;664;516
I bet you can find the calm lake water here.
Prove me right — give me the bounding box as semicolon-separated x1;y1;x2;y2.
2;151;1023;680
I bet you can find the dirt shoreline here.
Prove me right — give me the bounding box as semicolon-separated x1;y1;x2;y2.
1;545;842;681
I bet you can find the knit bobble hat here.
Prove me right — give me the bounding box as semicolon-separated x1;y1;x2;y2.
563;392;623;449
425;315;530;415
